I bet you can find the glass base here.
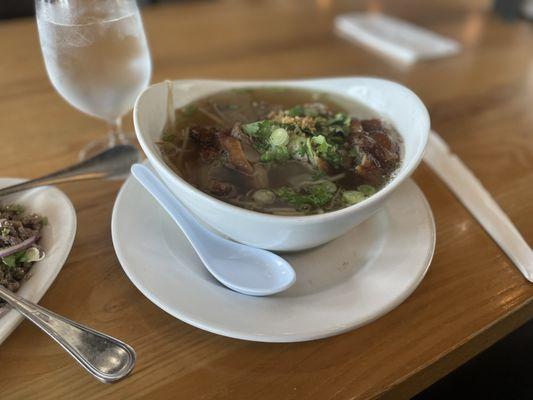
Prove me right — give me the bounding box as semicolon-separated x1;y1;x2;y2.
79;133;141;162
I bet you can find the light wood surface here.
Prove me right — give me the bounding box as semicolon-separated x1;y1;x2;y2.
0;0;532;399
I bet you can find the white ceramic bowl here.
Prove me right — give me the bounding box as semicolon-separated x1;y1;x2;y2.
134;78;430;251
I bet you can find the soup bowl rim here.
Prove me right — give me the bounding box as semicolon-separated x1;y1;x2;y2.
134;77;430;223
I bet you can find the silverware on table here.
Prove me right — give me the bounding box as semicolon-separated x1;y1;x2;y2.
423;131;533;282
0;145;139;379
0;284;135;383
0;144;139;197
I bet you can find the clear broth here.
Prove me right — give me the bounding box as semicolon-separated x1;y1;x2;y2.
159;87;402;215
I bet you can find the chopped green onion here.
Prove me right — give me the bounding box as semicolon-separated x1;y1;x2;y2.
310;135;342;168
288;134;307;157
342;190;365;205
322;181;337;194
252;189;276;205
269;128;289;147
311;135;326;145
242;122;260;136
23;247;45;263
306;137;314;159
357;184;376;196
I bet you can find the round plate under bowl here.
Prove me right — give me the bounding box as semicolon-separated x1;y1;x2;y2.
112;175;435;342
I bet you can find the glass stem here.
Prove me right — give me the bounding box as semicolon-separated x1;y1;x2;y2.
107;117;124;147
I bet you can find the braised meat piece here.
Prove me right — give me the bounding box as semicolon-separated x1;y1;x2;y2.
216;132;254;175
190;125;254;175
208;181;236;197
190;126;221;163
349;119;400;183
190;126;219;145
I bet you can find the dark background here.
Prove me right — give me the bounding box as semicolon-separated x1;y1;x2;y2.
0;0;182;20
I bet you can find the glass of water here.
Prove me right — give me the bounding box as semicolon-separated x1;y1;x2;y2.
36;0;152;160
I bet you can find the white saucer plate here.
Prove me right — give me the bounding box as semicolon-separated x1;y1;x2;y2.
0;178;77;345
112;176;435;342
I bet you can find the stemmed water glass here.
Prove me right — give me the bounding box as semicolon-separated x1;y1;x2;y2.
35;0;152;160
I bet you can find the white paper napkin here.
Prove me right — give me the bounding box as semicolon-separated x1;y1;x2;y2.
334;13;461;64
424;131;533;282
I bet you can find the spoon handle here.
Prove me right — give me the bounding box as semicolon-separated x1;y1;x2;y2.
0;285;135;383
0;144;139;197
130;164;218;247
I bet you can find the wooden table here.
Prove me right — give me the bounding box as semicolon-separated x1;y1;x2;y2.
0;0;531;398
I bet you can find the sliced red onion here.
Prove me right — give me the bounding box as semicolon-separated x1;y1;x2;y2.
0;236;37;259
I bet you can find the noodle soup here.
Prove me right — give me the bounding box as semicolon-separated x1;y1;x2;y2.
158;87;402;216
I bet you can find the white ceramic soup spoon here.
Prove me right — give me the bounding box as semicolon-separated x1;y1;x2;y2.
131;164;296;296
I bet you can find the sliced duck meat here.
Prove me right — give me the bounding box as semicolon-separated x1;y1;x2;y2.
190;126;219;145
216;131;255;175
349;118;401;181
208;181;236;197
231;123;260;163
361;118;384;133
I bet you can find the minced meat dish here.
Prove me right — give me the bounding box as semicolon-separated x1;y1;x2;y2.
0;204;46;297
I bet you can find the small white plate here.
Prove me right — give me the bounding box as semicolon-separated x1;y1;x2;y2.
0;178;77;345
112;175;435;342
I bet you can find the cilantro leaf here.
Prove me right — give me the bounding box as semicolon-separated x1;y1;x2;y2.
260;146;290;163
310;135;342;168
2;254;17;268
2;250;26;268
287;106;304;117
242;120;272;140
4;204;24;215
275;182;335;210
327;113;351;126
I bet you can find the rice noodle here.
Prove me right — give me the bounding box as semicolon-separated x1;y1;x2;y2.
178;127;190;164
211;101;248;124
271;209;307;216
164;80;176;134
328;172;346;182
198;106;225;126
249;164;269;188
325;188;342;210
211;102;226;120
294;174;345;190
228;199;257;208
156;141;180;157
